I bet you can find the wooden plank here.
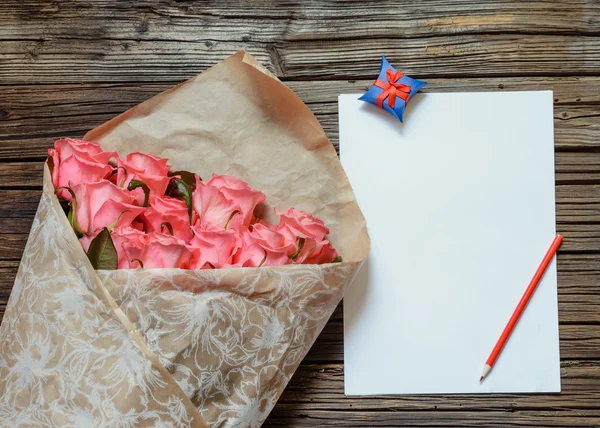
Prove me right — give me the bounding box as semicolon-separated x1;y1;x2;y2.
277;361;600;410
264;408;600;427
556;153;600;185
1;2;600;85
2;34;600;83
286;77;600;106
0;234;30;260
0;162;44;187
2;0;599;43
1;79;599;160
0;39;273;84
1;77;599;120
0;217;35;234
556;185;600;224
0;190;40;218
277;35;600;79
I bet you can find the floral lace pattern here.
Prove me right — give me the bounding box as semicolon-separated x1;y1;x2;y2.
0;167;360;427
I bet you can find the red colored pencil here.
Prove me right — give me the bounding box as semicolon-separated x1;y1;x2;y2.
480;234;563;383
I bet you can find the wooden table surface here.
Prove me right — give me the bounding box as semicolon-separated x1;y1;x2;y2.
2;1;600;426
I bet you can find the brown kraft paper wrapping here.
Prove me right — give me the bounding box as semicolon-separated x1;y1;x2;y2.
0;51;370;427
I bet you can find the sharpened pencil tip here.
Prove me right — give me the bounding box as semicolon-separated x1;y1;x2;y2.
479;376;484;383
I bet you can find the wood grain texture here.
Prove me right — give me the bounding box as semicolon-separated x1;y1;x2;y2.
264;409;600;427
2;0;599;42
274;361;600;409
1;1;599;426
3;35;600;83
1;0;600;83
1;79;600;161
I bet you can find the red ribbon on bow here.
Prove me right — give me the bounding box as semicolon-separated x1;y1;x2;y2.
374;69;412;109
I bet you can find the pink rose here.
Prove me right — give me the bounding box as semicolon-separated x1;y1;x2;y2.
123;233;193;269
248;223;296;257
233;230;291;267
232;236;292;267
298;240;339;264
188;228;241;269
115;152;171;205
71;180;144;237
48;139;114;200
111;226;147;269
192;177;242;231
275;207;330;241
140;207;194;243
234;245;291;267
208;174;266;226
270;222;314;262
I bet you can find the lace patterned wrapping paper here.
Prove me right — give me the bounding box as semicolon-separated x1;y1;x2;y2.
0;52;369;427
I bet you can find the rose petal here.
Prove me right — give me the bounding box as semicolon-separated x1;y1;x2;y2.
54;138;114;164
189;229;240;268
192;178;242;231
275;207;330;241
54;154;112;200
208;174;266;226
72;180;143;236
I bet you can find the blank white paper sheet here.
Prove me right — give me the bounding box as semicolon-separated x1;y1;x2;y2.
340;91;560;395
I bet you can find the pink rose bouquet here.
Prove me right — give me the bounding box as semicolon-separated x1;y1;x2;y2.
0;52;368;427
50;138;340;271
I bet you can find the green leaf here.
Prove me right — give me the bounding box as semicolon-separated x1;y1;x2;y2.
167;178;193;223
332;256;343;263
66;208;84;238
86;228;118;270
127;179;150;207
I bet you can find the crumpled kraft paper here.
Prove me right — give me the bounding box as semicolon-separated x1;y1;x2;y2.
0;51;369;427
